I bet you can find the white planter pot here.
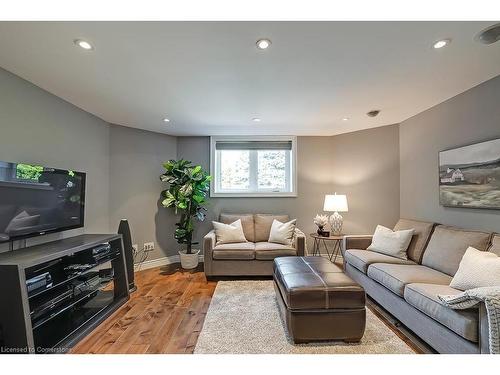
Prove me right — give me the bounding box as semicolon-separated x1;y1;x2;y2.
178;249;200;269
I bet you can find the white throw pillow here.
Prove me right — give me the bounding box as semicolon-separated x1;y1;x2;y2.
367;225;414;260
212;219;247;245
268;219;297;246
450;247;500;291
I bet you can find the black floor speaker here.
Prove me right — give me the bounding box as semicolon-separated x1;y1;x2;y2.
118;219;136;293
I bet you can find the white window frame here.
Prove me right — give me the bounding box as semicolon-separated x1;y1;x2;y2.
210;136;298;198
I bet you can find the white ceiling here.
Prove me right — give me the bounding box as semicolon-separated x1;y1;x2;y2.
0;21;499;136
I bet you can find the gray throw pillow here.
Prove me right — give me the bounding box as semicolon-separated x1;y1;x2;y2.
367;225;414;260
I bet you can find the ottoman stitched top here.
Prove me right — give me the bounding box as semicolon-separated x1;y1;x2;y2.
273;256;365;310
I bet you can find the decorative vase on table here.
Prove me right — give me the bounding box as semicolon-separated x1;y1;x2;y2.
323;193;349;236
160;159;211;270
313;214;330;237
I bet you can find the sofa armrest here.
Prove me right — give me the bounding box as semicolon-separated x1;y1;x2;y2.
294;229;306;256
479;303;491;354
203;230;216;276
342;235;373;255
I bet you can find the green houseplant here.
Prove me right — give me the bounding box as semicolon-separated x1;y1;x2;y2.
160;159;211;269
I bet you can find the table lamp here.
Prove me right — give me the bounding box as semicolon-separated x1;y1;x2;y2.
323;193;348;236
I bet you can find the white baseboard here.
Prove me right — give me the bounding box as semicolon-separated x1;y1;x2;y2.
134;254;204;271
134;253;341;272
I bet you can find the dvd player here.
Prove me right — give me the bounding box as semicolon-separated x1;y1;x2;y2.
92;243;111;255
26;272;53;294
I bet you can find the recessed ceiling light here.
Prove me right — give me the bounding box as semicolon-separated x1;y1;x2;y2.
163;118;170;123
367;110;380;117
433;39;451;49
252;118;261;122
475;23;500;45
74;39;93;50
342;117;349;121
256;39;271;50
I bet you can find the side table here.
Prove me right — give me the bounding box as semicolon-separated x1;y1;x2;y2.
309;233;344;263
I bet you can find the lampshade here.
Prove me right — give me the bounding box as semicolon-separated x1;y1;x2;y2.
323;194;348;212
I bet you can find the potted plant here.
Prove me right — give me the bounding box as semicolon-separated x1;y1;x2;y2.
160;159;211;269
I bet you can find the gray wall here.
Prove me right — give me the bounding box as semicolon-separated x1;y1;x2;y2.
177;126;400;253
4;60;497;261
109;125;177;261
331;125;401;234
177;137;333;254
400;75;500;232
0;68;110;252
0;68;182;260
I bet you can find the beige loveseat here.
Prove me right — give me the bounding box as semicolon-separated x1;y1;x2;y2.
203;213;305;277
343;218;499;354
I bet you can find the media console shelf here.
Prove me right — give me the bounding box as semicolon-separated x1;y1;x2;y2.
0;234;129;353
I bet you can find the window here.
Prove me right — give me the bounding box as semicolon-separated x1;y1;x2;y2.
210;136;297;197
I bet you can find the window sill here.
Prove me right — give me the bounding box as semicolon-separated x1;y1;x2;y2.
210;192;297;198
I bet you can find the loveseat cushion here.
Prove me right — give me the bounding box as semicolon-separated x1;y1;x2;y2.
255;242;296;260
213;242;255;260
367;263;452;297
393;219;435;263
219;213;255;242
404;283;478;342
421;225;492;276
344;249;415;274
489;234;500;256
254;214;290;242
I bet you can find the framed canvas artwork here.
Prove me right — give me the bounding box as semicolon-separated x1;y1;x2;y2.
439;138;500;209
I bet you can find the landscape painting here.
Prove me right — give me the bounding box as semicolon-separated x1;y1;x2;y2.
439;138;500;209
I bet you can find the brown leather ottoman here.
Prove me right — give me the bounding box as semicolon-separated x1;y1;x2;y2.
273;256;366;344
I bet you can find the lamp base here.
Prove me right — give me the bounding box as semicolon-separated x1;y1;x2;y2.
329;212;343;236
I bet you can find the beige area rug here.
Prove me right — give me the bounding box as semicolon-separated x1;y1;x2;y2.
194;280;415;354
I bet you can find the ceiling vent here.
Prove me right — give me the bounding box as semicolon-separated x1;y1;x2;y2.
475;23;500;45
366;110;380;117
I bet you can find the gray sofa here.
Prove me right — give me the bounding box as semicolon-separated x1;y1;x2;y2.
203;213;305;277
343;218;499;354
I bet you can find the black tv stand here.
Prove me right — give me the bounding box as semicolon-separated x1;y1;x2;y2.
7;238;27;252
0;234;129;353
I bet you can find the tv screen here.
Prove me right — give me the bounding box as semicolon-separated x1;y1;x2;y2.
0;161;85;243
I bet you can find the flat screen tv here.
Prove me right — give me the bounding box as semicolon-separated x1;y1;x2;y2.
0;161;86;244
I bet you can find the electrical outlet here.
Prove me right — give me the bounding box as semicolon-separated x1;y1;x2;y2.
144;242;155;252
132;244;138;253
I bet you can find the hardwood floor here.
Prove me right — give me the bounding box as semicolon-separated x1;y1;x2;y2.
70;263;216;354
71;259;428;354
